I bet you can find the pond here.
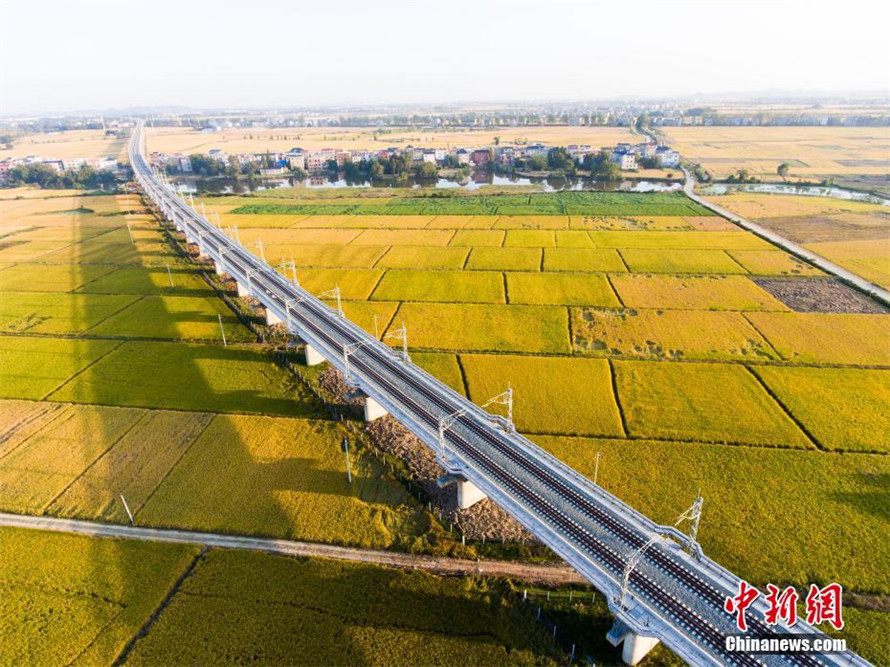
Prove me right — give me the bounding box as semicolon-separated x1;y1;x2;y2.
173;173;683;195
700;183;890;206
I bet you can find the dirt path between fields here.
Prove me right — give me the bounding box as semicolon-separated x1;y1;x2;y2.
0;512;586;586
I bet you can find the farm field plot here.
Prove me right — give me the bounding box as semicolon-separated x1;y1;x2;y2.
410;352;466;395
427;215;500;230
662;126;890;179
744;312;890;366
137;415;425;548
466;246;542;271
541;248;626;272
726;249;823;276
264;243;389;268
617;248;747;274
461;354;623;437
0;291;139;335
571;308;777;361
0;527;198;667
122;549;558;667
588;230;771;250
804;238;890;290
394;302;571;354
48;341;323;417
371;269;504;304
0;335;120;400
351;228;454;246
338;300;399;338
494;216;568;230
238;227;361;246
0;262;113;292
610;274;788;310
48;408;215;522
754;366;890;453
87;295;254;342
506;272;619;306
449;229;505;246
0;128;129;160
0;404;145;513
75;264;212;296
504;229;557;247
554;230;596;247
375;245;469;270
613;361;811;447
295;268;383;300
536;435;890;595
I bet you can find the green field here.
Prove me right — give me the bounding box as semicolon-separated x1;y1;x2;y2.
0;291;140;335
461;354;624;437
571;308;777;361
48;341;323;416
0;526;198;667
393;302;571;354
613;361;812;447
123;549;559;666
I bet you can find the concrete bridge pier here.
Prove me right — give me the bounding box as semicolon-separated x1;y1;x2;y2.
437;473;488;509
304;344;325;366
265;309;284;326
213;261;226;276
622;634;660;665
363;396;388;422
607;620;660;665
236;281;249;298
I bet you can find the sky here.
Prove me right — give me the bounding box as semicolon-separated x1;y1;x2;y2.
1;0;888;116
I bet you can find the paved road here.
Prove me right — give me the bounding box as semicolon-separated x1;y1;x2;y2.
682;169;890;307
0;512;586;585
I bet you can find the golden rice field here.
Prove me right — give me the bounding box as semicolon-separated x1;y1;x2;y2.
0;129;129;161
662;126;890;179
144;124;637;154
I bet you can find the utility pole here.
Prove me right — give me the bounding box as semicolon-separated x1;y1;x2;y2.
343;437;352;484
166;263;174;288
120;495;135;524
593;450;601;485
218;314;227;347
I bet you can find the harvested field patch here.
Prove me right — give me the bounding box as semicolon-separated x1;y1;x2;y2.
506;273;619;307
618;248;746;274
752;277;887;313
611;275;788;310
372;270;504;304
466;247;541;272
376;246;469;270
745;312;890;365
613;361;811;447
503;230;557;247
461;354;623;437
755;366;890;453
0;292;139;335
726;250;823;276
569;215;693;231
536;435;890;594
87;295;254;342
542;248;626;273
572;308;776;361
138;415;423;548
48;341;323;416
449;229;505;247
295;268;383;300
0;526;198;667
0;335;120;400
394;302;571;354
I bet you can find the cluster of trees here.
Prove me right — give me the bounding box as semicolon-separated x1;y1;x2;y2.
4;163;117;190
342;156;439;180
724;169;758;184
510;148;622;180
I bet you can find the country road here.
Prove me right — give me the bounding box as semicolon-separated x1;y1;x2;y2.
682;168;890;307
0;512;586;585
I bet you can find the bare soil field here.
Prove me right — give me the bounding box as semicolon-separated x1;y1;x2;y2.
752;277;889;313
